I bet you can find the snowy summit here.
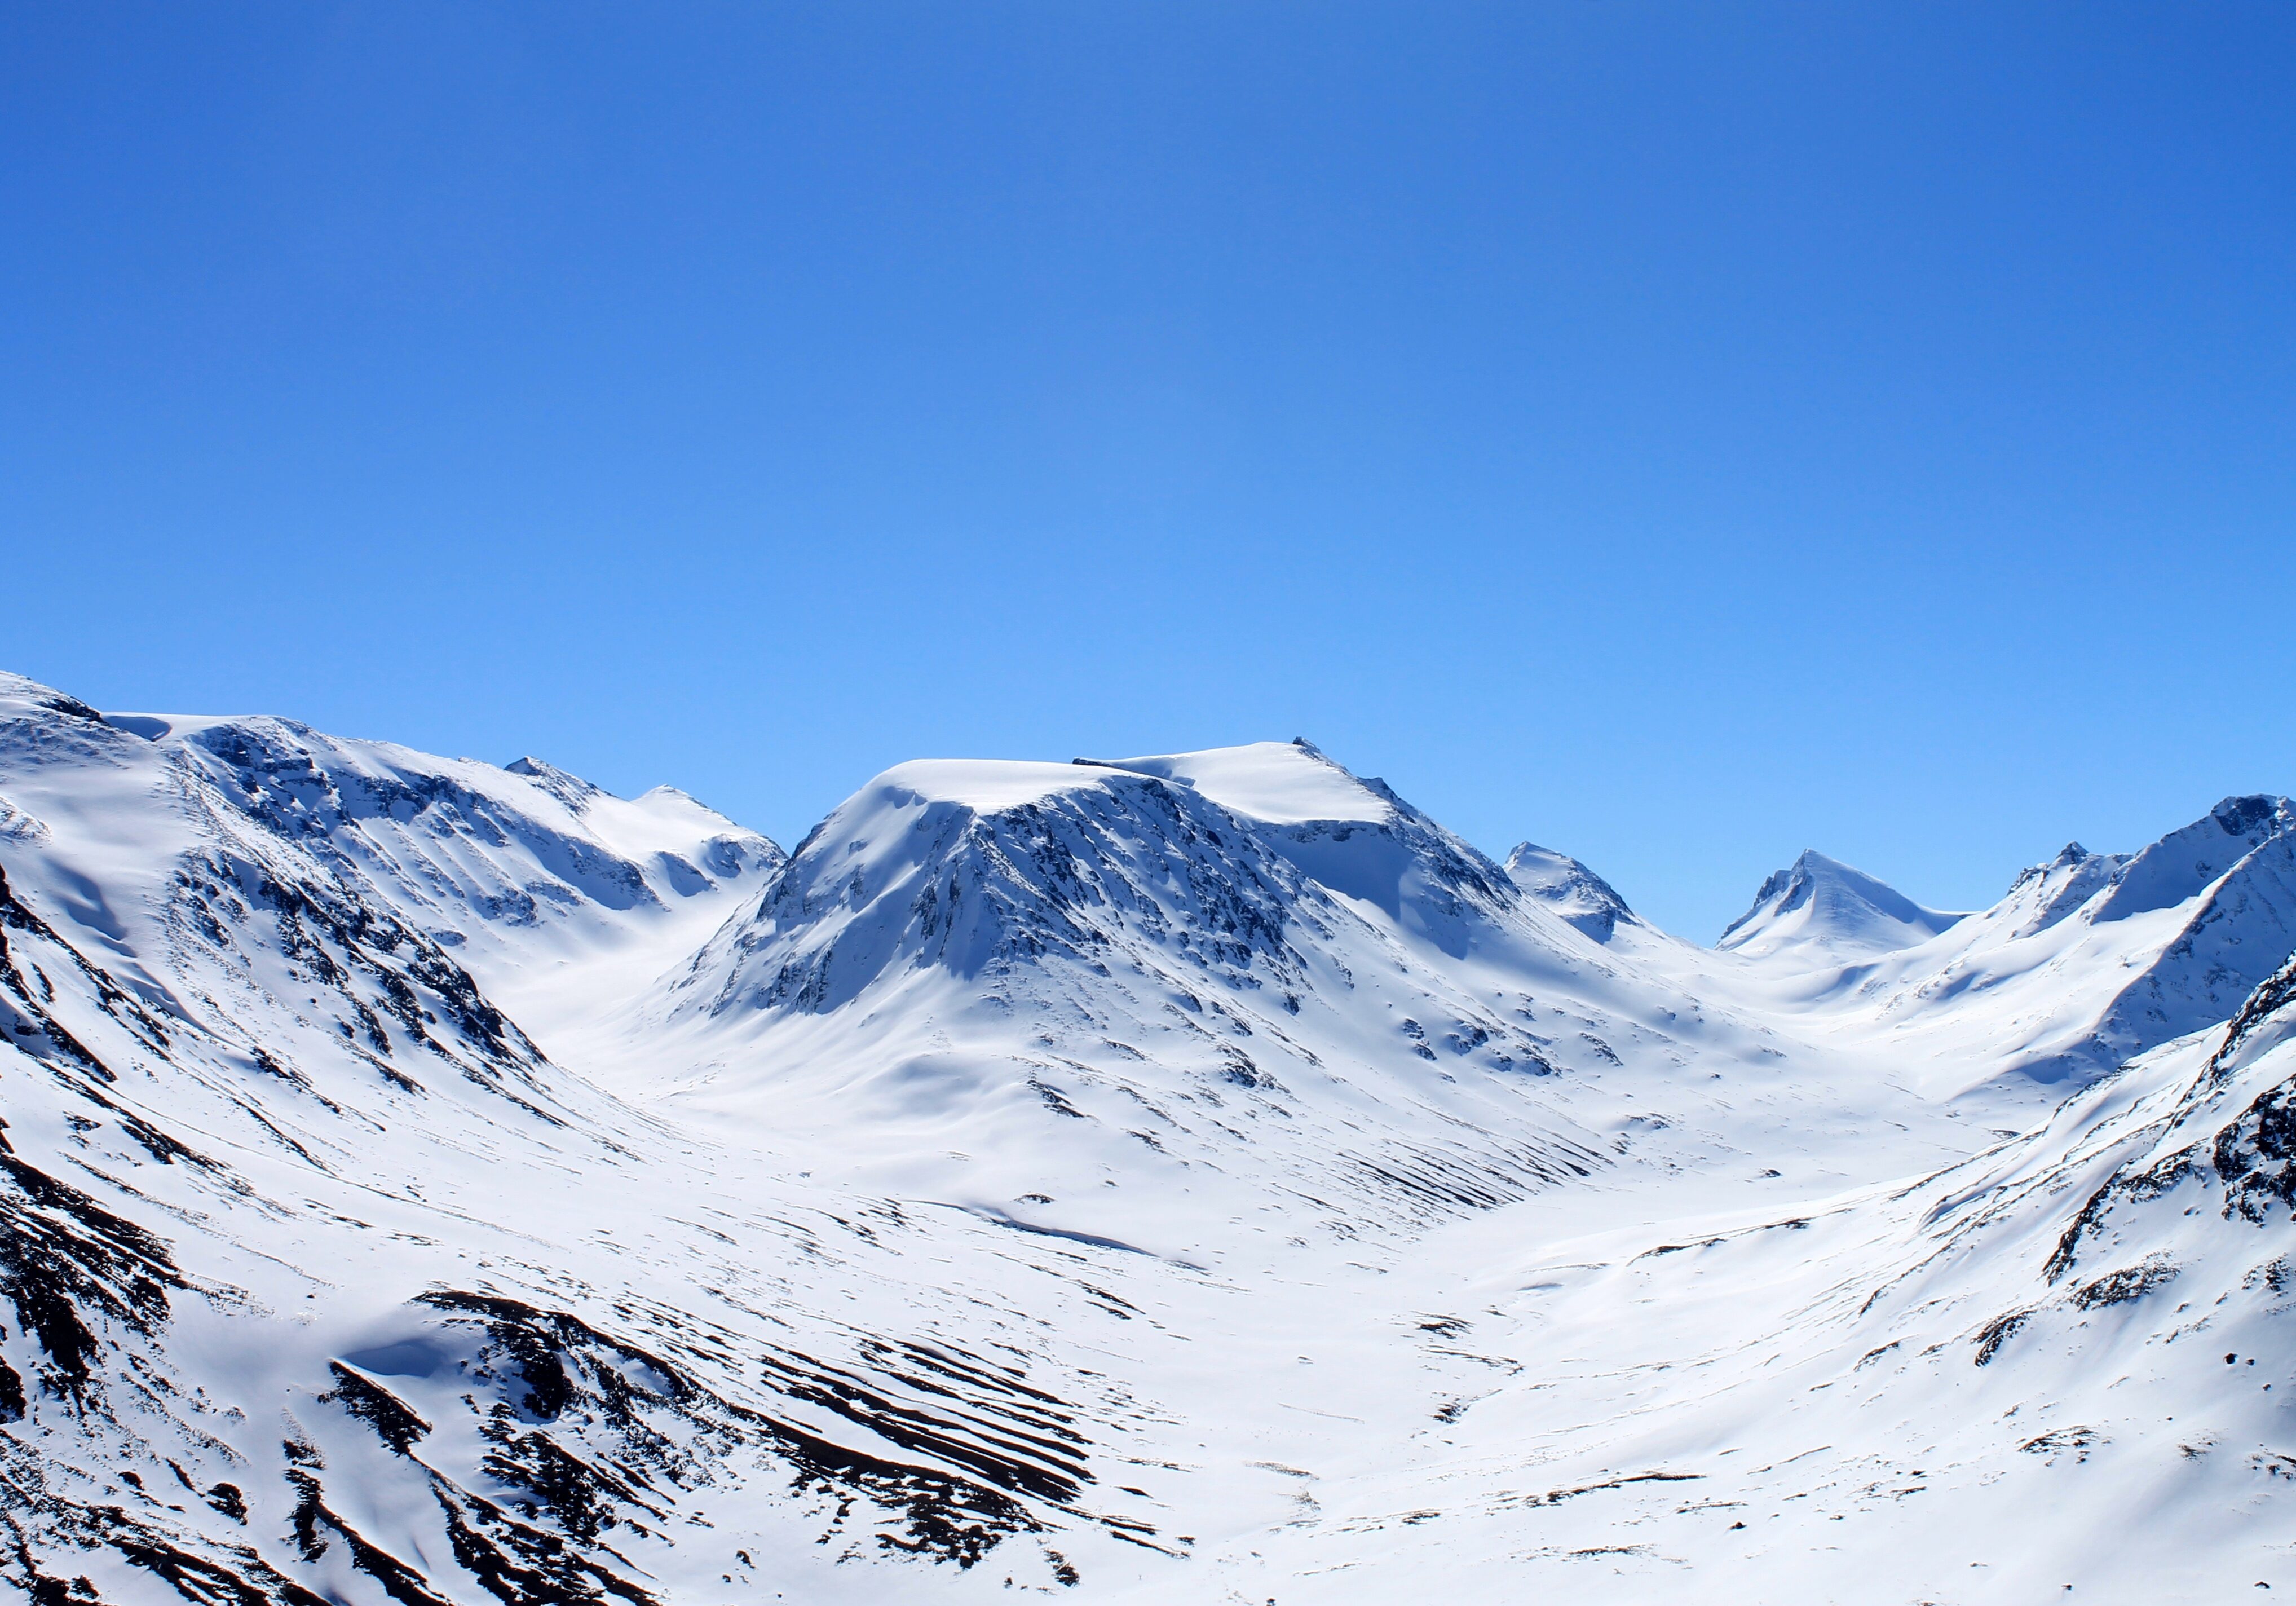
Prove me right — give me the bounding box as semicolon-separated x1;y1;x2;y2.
1717;846;1968;961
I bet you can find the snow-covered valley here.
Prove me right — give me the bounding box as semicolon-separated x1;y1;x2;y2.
3;669;2291;1604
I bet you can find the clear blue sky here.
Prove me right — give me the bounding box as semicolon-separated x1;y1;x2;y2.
6;3;2293;941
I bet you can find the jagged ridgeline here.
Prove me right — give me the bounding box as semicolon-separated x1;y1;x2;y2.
5;669;2296;1605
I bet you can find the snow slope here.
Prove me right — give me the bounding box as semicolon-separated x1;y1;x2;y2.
2;673;2292;1605
1199;954;2296;1604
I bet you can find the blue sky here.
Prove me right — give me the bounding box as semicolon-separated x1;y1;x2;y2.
6;3;2293;941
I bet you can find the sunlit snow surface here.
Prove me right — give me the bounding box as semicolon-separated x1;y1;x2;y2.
2;670;2292;1604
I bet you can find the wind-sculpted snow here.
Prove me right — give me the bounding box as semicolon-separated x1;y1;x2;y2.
4;672;2295;1603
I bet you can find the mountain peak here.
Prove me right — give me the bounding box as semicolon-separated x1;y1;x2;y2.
1717;848;1965;963
1503;841;1635;943
2214;792;2290;836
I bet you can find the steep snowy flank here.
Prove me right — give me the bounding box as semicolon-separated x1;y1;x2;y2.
2003;840;2131;936
96;692;781;963
680;738;1530;1019
1717;848;1967;963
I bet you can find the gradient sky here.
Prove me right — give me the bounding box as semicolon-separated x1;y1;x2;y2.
6;3;2293;941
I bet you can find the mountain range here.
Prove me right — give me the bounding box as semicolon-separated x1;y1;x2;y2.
2;668;2291;1604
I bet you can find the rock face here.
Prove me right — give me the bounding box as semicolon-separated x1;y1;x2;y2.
3;669;2294;1605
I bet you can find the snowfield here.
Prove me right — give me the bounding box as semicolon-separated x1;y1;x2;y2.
1;669;2291;1604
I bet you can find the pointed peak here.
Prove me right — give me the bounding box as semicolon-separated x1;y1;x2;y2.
1504;840;1600;877
1719;849;1964;963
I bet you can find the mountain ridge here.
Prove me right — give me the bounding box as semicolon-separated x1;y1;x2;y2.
1717;794;2296;1094
3;668;2294;1605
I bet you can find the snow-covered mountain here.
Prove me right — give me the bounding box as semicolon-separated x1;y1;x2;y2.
1717;796;2296;1097
1718;848;1967;961
1502;841;1638;943
635;739;1909;1260
3;670;2292;1605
